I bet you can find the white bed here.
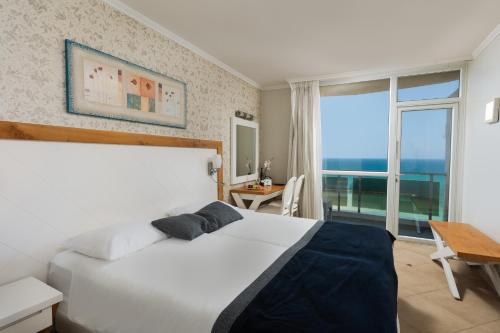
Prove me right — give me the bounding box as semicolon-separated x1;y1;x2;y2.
49;209;317;333
1;122;397;333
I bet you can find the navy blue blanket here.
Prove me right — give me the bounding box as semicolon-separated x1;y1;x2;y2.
213;221;398;333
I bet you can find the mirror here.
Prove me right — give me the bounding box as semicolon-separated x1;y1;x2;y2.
231;117;259;184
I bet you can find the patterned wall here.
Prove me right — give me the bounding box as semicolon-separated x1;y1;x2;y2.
0;0;261;198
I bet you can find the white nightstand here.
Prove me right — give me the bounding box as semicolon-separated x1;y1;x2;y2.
0;277;63;333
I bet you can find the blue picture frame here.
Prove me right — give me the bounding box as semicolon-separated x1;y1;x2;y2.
65;39;187;129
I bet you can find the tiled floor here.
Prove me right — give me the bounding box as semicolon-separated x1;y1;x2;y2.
395;241;500;333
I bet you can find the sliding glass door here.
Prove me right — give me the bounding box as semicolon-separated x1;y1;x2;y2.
396;105;456;239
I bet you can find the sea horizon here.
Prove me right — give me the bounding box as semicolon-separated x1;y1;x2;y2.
322;157;447;174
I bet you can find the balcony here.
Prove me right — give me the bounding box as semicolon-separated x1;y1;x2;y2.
322;172;449;239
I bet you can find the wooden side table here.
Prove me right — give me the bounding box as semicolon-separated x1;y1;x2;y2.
230;185;285;211
0;277;63;333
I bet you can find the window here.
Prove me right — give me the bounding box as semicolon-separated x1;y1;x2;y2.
320;79;390;172
319;68;462;238
320;79;390;230
397;70;460;102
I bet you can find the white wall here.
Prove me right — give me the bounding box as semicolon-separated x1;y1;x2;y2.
260;88;291;184
463;35;500;242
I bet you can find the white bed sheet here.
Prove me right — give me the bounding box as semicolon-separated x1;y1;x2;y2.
49;212;316;333
220;209;317;247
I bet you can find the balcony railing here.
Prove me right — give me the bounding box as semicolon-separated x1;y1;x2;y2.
399;172;448;221
322;172;449;238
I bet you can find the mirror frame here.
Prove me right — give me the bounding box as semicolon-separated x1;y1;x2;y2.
231;117;259;185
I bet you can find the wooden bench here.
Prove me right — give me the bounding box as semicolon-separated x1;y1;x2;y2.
429;221;500;300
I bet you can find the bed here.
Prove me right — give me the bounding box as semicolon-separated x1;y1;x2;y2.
49;208;398;333
0;122;397;332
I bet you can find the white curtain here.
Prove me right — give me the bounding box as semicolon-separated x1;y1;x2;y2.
287;80;323;219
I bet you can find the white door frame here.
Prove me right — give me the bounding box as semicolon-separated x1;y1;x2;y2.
390;102;460;241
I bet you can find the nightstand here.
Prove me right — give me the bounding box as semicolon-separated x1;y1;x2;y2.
0;277;63;333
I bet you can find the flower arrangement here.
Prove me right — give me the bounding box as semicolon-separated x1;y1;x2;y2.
259;158;274;186
262;158;273;178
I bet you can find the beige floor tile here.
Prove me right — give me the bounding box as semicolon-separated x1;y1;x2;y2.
476;319;500;333
419;289;500;326
457;320;500;333
457;326;490;333
399;318;423;333
394;247;432;266
396;241;436;256
395;241;500;333
397;262;448;295
398;295;475;333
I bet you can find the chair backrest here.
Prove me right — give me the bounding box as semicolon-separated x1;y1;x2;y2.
292;174;305;208
281;176;297;215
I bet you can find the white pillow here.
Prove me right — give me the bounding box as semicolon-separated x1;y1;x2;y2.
64;222;166;260
165;200;238;216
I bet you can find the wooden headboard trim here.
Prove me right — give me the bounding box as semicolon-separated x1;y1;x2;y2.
0;121;223;200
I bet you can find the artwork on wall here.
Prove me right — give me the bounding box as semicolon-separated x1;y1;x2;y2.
65;39;187;128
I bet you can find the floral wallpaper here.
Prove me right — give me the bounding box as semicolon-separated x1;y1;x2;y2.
0;0;261;198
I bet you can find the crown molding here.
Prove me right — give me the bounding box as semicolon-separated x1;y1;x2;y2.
262;83;290;91
102;0;261;89
473;24;500;59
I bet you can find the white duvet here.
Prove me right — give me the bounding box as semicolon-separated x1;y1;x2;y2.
49;210;316;333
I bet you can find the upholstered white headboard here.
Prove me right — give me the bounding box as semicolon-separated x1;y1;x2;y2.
0;121;222;284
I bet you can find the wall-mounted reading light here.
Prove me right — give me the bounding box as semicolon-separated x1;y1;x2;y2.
208;154;222;176
235;110;254;121
485;98;500;124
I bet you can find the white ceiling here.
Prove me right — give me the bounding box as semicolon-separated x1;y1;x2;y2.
113;0;500;89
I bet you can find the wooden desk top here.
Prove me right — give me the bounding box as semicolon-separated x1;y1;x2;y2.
230;184;285;195
429;221;500;262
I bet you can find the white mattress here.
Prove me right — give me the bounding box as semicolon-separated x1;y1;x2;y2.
49;211;316;333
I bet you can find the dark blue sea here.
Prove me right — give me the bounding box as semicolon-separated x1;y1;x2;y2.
322;158;447;174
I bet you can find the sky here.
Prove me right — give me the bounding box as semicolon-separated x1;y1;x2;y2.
321;80;459;162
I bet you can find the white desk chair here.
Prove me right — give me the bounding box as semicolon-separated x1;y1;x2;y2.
290;174;305;216
257;176;296;216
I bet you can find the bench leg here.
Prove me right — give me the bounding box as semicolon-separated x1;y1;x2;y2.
431;227;461;300
483;264;500;298
430;246;455;260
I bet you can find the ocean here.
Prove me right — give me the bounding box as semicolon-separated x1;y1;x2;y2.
322;158;447;174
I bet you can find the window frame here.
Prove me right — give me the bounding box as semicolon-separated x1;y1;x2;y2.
396;70;461;103
319;62;467;240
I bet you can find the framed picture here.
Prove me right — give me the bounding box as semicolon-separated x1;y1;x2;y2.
65;39;187;128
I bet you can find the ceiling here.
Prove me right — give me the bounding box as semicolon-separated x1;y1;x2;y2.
114;0;500;89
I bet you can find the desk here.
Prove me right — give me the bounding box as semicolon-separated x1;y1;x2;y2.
230;185;284;211
429;221;500;299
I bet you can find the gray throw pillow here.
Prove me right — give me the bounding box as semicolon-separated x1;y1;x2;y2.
195;201;243;230
151;214;209;240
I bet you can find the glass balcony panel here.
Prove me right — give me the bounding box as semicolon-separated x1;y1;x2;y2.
322;174;387;230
